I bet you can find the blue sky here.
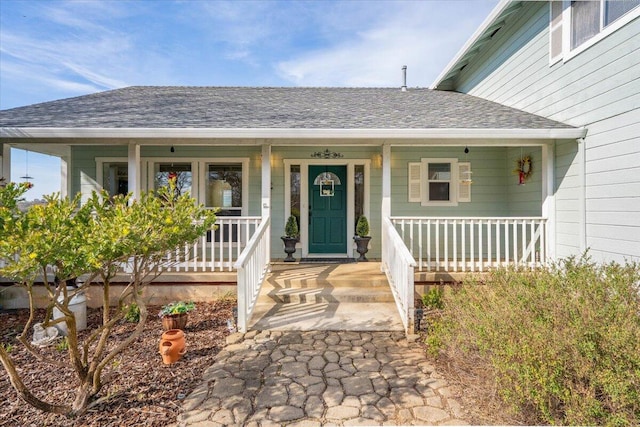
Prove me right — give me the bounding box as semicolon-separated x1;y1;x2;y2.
1;0;498;199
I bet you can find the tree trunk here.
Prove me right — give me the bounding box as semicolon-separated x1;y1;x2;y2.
0;345;71;415
71;381;94;417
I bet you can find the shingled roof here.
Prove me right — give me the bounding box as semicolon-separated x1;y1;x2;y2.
0;86;573;130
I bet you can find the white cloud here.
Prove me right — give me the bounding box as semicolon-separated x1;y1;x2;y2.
276;1;497;88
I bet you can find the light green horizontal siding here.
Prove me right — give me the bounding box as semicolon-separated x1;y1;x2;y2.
452;1;640;263
392;147;540;217
271;145;382;258
71;145;262;214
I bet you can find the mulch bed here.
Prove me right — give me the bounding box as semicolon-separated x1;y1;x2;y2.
0;299;235;427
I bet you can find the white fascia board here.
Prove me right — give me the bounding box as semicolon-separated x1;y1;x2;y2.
430;0;514;90
1;126;586;141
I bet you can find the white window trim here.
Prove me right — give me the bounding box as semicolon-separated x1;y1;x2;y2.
198;158;249;215
144;158;198;202
552;0;640;64
96;157;127;189
283;158;370;258
97;157;249;214
421;158;459;207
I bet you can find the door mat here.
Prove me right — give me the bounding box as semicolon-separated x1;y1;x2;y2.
300;258;356;264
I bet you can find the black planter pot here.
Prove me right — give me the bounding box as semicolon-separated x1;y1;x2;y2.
353;236;371;262
281;236;299;262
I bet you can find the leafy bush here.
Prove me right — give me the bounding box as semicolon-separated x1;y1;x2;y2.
284;215;299;238
421;287;444;310
160;300;195;317
123;303;140;323
430;256;640;426
355;215;369;237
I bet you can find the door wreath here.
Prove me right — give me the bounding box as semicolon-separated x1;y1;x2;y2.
514;154;532;185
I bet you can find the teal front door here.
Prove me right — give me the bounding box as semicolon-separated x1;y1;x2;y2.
308;165;347;254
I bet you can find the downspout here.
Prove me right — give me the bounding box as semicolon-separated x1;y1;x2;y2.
578;137;586;253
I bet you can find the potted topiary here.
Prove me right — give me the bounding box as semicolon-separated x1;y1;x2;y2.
281;215;299;262
159;300;195;330
354;215;371;262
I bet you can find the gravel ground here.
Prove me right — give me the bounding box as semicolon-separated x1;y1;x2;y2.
0;299;235;427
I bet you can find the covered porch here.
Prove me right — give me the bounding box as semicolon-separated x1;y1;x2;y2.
1;87;586;335
2;138;561;335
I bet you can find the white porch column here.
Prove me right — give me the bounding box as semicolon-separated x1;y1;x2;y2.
1;143;10;183
541;143;556;262
261;144;271;218
128;143;141;201
60;156;69;199
381;144;391;272
382;144;391;219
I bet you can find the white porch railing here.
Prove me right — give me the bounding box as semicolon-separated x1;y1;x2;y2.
390;217;547;272
234;215;271;333
161;216;262;272
382;217;417;334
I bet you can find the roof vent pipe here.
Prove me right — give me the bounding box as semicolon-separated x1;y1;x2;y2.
401;65;407;91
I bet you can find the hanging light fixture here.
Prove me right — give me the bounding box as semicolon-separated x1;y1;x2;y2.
20;149;34;187
461;146;473;184
170;145;175;153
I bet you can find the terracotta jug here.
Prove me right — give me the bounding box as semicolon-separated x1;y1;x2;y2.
159;329;186;364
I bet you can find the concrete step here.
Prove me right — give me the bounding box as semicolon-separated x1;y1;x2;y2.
249;302;404;331
248;262;403;332
257;286;395;304
267;263;389;288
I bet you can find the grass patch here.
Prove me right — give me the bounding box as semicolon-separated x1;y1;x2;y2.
429;255;640;426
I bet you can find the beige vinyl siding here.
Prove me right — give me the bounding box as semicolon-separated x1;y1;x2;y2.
451;1;640;263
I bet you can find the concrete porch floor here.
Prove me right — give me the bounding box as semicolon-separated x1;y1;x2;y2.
249;262;405;331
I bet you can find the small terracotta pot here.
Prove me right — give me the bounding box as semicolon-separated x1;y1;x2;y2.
159;329;186;364
161;313;188;331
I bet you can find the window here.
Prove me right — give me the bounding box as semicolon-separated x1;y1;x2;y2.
354;164;365;221
290;165;300;225
205;163;242;216
154;162;192;197
102;162;128;197
408;159;471;206
551;0;640;62
605;0;640;24
427;163;452;202
571;0;601;49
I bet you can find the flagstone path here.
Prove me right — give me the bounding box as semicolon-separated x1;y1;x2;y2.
178;330;468;426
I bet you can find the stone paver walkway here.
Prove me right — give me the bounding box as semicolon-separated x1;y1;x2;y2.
178;330;468;426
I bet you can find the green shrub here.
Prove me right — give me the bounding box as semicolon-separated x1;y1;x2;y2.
355;215;369;237
421;287;444;310
284;215;299;238
431;255;640;426
123;303;140;323
56;337;69;352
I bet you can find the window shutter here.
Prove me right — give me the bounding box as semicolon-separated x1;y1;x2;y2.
549;0;563;62
408;162;421;202
458;162;471;203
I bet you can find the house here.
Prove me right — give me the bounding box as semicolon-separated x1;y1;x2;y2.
431;0;640;264
6;0;636;332
0;86;584;331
